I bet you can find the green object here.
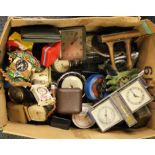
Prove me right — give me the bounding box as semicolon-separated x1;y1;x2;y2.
106;69;139;92
7;51;41;72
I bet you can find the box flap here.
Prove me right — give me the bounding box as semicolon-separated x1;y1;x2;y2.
3;121;155;139
10;16;141;32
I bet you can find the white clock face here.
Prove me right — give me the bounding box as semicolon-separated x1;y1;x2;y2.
98;107;115;124
61;75;83;90
37;87;47;95
126;87;144;105
120;80;152;112
91;99;123;132
54;59;70;73
72;103;95;129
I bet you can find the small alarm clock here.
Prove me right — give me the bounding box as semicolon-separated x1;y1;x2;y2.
89;99;123;132
57;72;85;97
72;103;95;129
119;78;153;113
60;27;86;61
31;85;55;106
53;59;71;73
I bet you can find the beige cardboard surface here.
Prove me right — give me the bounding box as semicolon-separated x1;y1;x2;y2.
0;16;155;138
137;34;155;96
10;17;141;31
3;121;155;139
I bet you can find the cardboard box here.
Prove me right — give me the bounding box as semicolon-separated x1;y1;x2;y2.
1;16;155;138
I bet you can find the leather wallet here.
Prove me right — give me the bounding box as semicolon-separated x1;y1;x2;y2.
50;115;71;130
56;88;82;114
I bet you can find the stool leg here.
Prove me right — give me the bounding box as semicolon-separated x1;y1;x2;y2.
106;41;117;70
125;39;132;69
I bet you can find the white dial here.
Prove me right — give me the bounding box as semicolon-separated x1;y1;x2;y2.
98;107;115;124
120;80;152;112
90;99;123;132
72;103;95;129
53;59;70;73
61;75;83;90
37;87;47;95
126;87;144;105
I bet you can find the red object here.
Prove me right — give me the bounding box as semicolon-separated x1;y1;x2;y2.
7;40;19;51
41;42;61;67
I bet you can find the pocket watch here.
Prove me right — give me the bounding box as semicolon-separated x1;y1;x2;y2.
57;72;85;97
90;99;123;132
119;79;153;113
72;103;95;129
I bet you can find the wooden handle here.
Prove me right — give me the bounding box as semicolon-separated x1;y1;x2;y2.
100;30;141;42
125;39;132;69
106;42;117;70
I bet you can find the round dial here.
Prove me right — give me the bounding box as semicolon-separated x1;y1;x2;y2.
126;87;145;105
37;87;48;95
98;107;115;124
53;59;70;73
61;75;83;89
16;59;28;72
72;103;95;129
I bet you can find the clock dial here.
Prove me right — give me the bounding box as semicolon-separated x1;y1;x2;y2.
91;99;123;132
120;80;152;112
37;87;47;95
72;103;95;129
53;59;70;73
98;107;115;124
60;27;86;61
126;87;144;105
16;59;28;72
61;75;83;89
57;72;86;97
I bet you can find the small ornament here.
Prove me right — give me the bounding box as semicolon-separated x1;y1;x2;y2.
106;69;139;92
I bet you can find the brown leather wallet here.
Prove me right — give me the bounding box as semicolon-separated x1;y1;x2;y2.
56;88;82;114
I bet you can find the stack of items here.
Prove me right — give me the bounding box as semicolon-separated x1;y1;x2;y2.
1;25;153;132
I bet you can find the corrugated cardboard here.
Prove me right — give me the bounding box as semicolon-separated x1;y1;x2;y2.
1;16;155;138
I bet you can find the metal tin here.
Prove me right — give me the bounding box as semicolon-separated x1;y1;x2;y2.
72;103;95;129
84;74;108;101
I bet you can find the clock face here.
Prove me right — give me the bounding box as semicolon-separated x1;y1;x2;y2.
98;107;115;124
72;103;95;129
16;59;28;72
37;87;48;95
61;75;83;90
91;99;123;132
120;80;152;112
126;87;145;105
53;59;70;73
60;27;86;61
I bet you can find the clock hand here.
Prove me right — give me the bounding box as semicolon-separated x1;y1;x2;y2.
131;89;139;98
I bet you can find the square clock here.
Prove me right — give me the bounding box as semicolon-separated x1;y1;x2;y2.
90;99;123;132
60;27;86;61
119;79;153;113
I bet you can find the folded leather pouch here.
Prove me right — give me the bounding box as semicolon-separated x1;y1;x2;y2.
56;88;82;114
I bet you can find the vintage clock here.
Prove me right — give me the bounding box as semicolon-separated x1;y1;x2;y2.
31;85;55;106
90;99;123;132
31;67;51;87
119;79;153;113
57;72;85;97
60;27;86;61
72;103;95;129
53;59;70;73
